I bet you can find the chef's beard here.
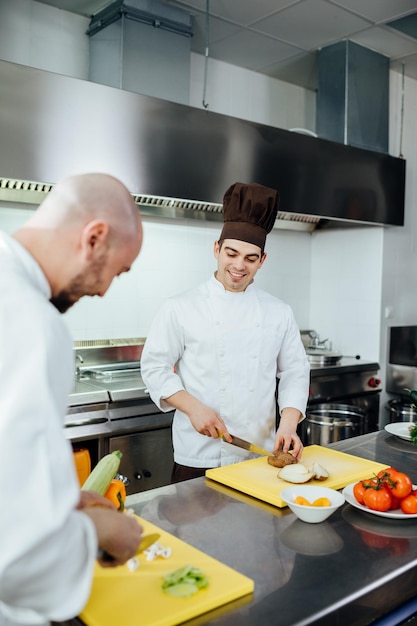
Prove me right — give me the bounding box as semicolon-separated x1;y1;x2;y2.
50;256;106;313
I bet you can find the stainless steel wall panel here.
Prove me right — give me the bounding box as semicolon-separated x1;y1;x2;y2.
89;16;191;104
317;41;389;154
0;59;405;227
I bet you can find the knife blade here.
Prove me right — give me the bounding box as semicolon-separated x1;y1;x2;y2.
136;533;160;555
220;432;273;457
98;533;161;563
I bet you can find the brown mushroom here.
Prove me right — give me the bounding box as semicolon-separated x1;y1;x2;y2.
267;450;297;468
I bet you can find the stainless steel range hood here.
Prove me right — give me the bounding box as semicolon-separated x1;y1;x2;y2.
0;60;405;232
0;177;320;232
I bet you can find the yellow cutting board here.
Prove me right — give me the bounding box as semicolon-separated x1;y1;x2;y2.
80;516;254;626
205;445;389;508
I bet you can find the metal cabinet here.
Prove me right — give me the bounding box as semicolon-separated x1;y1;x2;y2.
109;427;174;495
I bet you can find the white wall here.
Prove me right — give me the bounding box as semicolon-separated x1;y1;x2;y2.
0;0;89;79
0;208;312;339
189;53;316;132
309;227;384;359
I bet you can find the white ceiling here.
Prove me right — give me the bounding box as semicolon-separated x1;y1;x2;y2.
37;0;417;89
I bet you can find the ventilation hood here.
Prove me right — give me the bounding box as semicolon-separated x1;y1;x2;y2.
0;60;405;232
0;178;321;232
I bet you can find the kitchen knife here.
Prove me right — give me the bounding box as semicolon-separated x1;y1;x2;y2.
135;533;161;555
98;533;161;563
219;431;273;457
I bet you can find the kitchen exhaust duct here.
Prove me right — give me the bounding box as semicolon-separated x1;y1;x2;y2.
87;0;192;105
316;41;389;154
0;60;406;232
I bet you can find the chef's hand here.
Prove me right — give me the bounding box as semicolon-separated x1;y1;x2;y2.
165;390;231;440
275;408;304;461
76;490;116;510
82;506;144;568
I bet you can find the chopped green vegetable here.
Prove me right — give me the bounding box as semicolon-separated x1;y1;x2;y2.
164;583;198;597
162;564;209;598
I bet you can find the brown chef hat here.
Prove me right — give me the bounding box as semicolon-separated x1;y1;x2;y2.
219;182;279;250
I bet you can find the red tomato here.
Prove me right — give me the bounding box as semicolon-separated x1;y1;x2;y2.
400;494;417;514
363;486;392;512
362;478;379;489
389;472;413;499
377;467;398;481
378;468;413;499
389;495;401;510
353;481;367;505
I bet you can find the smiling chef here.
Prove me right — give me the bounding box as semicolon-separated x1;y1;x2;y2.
141;181;310;482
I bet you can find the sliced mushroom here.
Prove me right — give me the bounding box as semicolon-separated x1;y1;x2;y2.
311;461;329;481
278;463;315;483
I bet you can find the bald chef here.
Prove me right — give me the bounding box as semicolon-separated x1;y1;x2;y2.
141;181;310;483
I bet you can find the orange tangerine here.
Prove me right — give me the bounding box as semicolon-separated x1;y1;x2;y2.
294;495;311;506
312;497;331;507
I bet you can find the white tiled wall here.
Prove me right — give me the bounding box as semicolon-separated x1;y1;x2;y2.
189;53;316;132
0;208;312;339
310;227;384;359
0;0;89;79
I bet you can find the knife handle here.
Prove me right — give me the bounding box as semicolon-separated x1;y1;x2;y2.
217;429;232;443
97;548;116;563
97;533;161;563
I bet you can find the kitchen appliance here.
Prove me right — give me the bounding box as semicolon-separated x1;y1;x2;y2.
299;331;382;445
303;404;367;445
0;59;406;232
386;398;417;422
386;325;417;423
65;340;174;495
304;358;382;445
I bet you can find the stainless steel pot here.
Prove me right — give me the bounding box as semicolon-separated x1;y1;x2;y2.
306;348;361;366
306;349;342;366
386;398;417;422
302;404;367;445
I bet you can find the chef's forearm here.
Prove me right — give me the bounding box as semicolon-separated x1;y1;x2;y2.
279;407;303;427
164;390;204;417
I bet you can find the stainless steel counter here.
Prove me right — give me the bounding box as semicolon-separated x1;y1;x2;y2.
121;430;417;626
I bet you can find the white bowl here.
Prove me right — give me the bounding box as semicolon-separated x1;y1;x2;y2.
280;485;345;524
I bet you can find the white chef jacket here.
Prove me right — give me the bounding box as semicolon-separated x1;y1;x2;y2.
0;232;97;626
141;274;310;468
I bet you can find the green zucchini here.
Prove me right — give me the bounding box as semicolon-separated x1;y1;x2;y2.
162;564;209;598
81;450;122;495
